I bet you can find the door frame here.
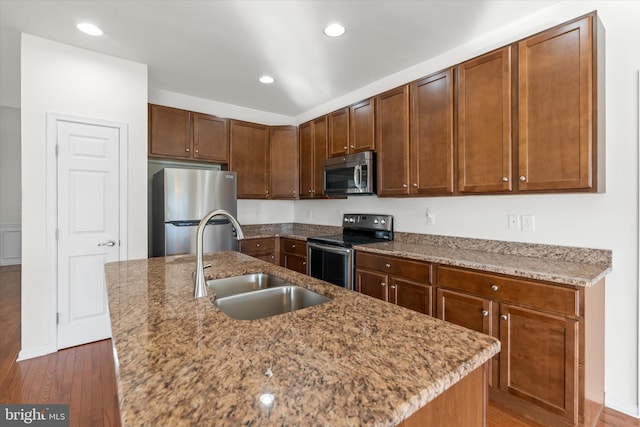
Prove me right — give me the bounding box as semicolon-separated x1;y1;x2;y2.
45;113;128;352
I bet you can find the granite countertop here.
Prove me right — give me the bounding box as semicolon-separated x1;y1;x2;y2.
106;252;500;426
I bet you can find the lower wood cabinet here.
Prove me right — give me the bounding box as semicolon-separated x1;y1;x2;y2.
280;238;307;274
436;265;603;427
355;251;432;316
239;237;277;264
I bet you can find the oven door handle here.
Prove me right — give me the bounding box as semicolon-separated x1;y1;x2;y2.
307;241;353;255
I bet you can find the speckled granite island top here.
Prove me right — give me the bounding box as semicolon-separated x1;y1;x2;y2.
106;252;500;426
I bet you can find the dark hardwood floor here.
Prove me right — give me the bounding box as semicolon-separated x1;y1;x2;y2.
0;265;637;426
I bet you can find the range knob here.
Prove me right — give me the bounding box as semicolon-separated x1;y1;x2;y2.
380;219;386;224
373;219;379;224
348;217;355;223
344;218;349;222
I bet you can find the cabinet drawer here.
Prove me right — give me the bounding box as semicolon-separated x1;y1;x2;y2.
437;266;579;317
240;238;276;255
356;252;431;284
280;238;306;256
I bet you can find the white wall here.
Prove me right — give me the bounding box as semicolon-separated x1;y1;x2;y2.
293;1;640;415
0;106;21;225
20;34;148;357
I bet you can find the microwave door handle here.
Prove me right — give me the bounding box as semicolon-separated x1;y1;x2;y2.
354;164;362;191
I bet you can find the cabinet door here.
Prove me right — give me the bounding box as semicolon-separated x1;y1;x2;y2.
356;269;389;302
376;85;411;197
149;104;191;158
230;120;270;199
499;304;578;423
328;107;349;157
350;98;375;152
410;69;455;195
457;47;513;193
299;121;314;199
391;278;432;316
518;15;595;191
192;113;229;163
282;254;307;274
270;126;299;199
312;116;328;198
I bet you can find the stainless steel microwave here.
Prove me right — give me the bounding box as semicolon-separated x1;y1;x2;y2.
323;151;376;196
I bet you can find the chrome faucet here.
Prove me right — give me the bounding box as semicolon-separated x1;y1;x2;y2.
194;209;245;298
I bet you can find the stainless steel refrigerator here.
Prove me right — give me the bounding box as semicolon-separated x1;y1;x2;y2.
152;168;239;257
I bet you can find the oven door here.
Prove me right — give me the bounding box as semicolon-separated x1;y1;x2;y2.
307;242;354;291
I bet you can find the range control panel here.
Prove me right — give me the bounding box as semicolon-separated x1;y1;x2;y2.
343;214;393;232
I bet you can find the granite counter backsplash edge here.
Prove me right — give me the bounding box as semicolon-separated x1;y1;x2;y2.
243;223;611;267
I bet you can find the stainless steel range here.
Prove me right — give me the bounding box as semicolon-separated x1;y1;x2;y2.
307;214;394;290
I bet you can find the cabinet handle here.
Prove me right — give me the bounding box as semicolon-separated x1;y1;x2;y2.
390;285;396;289
385;263;391;268
519;176;526;182
481;310;489;317
380;282;387;287
502;177;509;182
185;148;190;152
500;314;508;320
343;146;348;150
350;145;355;149
412;183;418;187
491;285;499;292
402;184;408;188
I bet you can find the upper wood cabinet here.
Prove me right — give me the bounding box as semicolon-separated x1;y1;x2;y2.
410;68;455;195
376;85;411;197
299;116;328;199
328;98;376;158
457;46;513;194
518;14;597;192
229;120;270;199
148;104;229;164
269;126;299;199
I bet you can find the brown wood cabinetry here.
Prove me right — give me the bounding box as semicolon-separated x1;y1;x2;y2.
518;14;598;192
410;69;455;195
279;238;307;274
436;264;604;427
376;85;411;197
299;116;328;199
239;237;277;264
269;126;299;199
457;46;513;193
349;98;376;153
230;120;270;199
355;251;432;316
328;107;350;157
149;104;229;163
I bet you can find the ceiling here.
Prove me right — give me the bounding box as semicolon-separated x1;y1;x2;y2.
0;0;560;117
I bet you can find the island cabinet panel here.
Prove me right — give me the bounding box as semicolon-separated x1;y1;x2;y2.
457;46;513;194
279;238;307;274
328;107;350;157
269;126;299;199
299;117;328;199
149;104;192;159
435;264;604;427
192;113;229;162
409;68;455;196
376;85;411;197
239;237;277;264
230;120;270;199
518;14;596;192
349;97;376;153
355;251;432;315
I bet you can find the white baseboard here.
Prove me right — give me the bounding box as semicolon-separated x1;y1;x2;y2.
605;393;640;419
0;224;21;266
17;344;56;361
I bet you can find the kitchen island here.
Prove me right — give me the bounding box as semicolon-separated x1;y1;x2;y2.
106;251;500;426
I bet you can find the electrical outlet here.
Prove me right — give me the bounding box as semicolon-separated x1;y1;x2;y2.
426;209;435;225
522;214;535;232
508;214;520;230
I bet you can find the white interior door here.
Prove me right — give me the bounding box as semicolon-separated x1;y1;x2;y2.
56;120;120;349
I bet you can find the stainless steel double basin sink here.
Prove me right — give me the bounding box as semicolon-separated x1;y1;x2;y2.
207;273;331;320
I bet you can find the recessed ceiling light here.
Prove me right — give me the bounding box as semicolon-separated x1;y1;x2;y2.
77;23;103;36
324;23;345;37
259;75;275;84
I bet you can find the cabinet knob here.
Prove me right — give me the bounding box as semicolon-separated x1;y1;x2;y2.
265;190;269;194
350;145;355;149
385;263;391;268
502;177;509;182
390;285;396;289
293;190;296;194
402;184;408;188
308;189;312;193
380;282;386;287
303;262;306;265
412;183;418;187
481;310;489;317
343;146;348;150
519;176;526;182
185;148;190;152
256;243;260;247
291;244;296;248
501;314;508;320
195;149;199;153
491;285;499;292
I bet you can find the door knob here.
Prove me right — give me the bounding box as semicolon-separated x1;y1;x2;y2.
98;240;116;247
